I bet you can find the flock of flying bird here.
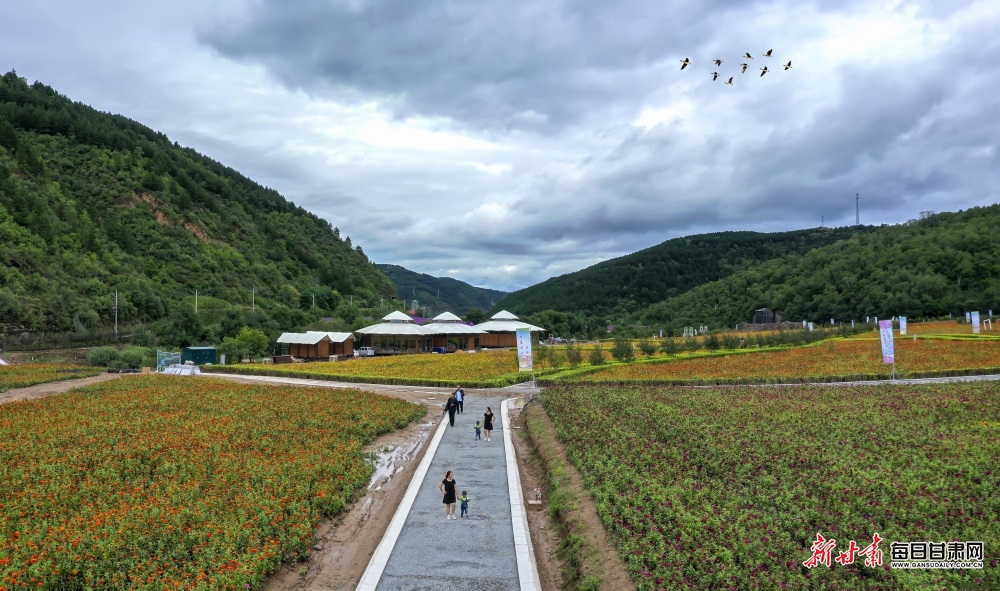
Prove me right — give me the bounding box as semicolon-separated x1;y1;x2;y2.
679;49;791;86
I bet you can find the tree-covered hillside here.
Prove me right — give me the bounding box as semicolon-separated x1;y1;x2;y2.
377;264;507;317
0;71;396;343
640;205;1000;330
493;227;875;318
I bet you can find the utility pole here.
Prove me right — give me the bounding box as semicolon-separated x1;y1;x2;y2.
312;293;316;309
855;192;859;226
194;289;198;313
251;288;257;312
113;290;119;341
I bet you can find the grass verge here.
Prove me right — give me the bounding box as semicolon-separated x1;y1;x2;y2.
523;403;634;591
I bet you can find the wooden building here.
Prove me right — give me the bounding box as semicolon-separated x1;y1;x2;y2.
276;331;354;359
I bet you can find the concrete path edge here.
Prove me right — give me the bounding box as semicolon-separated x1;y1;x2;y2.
502;397;543;591
356;410;450;590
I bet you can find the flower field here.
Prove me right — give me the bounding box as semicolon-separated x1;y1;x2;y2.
0;375;425;590
0;364;104;392
570;338;1000;383
212;349;527;387
542;382;1000;589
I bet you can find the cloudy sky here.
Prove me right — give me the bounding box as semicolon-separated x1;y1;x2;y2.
2;1;999;292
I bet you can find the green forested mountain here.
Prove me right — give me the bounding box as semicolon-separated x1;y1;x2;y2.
377;264;507;317
493;227;875;318
640;205;1000;330
0;71;397;343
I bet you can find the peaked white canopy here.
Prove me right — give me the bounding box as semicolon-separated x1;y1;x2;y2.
356;311;431;335
306;331;354;343
422;321;485;335
383;310;415;322
474;309;545;332
490;310;519;320
432;311;463;322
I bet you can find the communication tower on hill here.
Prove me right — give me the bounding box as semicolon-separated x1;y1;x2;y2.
856;193;860;225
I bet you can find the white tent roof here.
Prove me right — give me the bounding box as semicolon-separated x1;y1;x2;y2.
422;322;485;335
306;331;354;343
383;310;414;322
277;332;327;345
433;311;463;322
355;322;431;336
490;310;520;320
474;320;546;332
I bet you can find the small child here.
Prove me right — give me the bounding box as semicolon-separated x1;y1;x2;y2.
459;491;470;517
474;420;482;440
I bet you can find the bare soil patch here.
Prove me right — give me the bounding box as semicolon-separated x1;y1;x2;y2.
0;372;125;405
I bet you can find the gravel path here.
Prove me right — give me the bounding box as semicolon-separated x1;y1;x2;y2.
373;394;520;591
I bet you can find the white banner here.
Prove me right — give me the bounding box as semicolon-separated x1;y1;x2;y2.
808;322;814;332
899;317;907;335
971;311;980;334
516;328;533;371
879;320;895;364
966;312;971;322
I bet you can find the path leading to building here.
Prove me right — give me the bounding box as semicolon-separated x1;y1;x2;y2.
357;393;539;591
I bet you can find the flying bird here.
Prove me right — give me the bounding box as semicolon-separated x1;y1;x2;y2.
711;72;720;81
741;63;749;73
744;52;753;59
760;66;768;76
713;59;723;66
784;61;793;70
763;49;773;57
680;58;691;70
724;77;734;85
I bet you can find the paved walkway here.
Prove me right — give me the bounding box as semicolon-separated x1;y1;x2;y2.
358;394;537;590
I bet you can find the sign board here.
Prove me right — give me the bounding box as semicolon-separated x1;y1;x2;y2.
971;311;980;334
156;350;181;371
808;322;814;332
899;316;907;335
516;328;533;372
878;320;894;364
802;320;807;327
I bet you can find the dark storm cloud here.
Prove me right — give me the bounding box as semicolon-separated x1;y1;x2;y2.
200;0;841;133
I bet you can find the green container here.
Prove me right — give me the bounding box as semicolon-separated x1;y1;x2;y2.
181;346;217;366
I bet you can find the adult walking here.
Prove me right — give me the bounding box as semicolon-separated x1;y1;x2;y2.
439;470;457;520
454;385;465;414
483;406;495;442
444;392;459;427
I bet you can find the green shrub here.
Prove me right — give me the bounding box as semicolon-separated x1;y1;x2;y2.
721;334;741;350
660;338;680;356
119;346;150;369
704;333;721;350
565;343;583;367
610;336;635;362
588;344;606;366
87;346;121;367
637;339;658;357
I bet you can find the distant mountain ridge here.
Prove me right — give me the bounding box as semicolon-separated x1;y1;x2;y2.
377;264;507;317
639;205;1000;329
0;70;395;337
492;227;877;319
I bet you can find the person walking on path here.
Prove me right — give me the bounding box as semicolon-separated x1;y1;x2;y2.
454;385;465;413
444;393;459;427
474;420;482;440
459;491;470;518
439;471;458;520
483;407;495;442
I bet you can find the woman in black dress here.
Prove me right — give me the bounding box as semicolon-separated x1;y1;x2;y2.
483;407;495;442
438;470;457;520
